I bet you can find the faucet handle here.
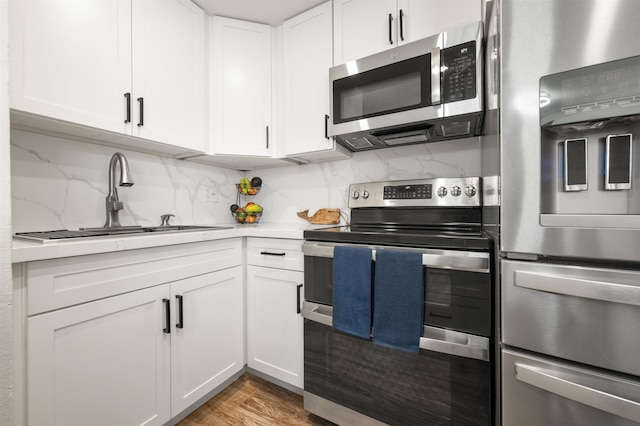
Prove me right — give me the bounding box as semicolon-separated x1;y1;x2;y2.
108;200;124;212
160;214;175;226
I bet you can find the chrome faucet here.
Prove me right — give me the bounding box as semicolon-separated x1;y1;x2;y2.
104;152;134;228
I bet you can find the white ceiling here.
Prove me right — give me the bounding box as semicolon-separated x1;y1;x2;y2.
192;0;327;26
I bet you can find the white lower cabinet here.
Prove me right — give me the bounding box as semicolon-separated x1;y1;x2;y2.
21;239;244;426
170;267;244;415
246;238;304;389
28;285;172;426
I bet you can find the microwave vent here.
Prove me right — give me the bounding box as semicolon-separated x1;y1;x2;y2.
342;135;378;150
378;130;431;146
440;121;472;137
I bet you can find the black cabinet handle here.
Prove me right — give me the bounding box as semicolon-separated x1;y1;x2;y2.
124;93;131;123
388;13;393;44
296;284;303;314
137;97;144;127
266;126;269;149
260;251;286;256
163;298;171;334
176;295;184;329
399;9;404;41
325;114;330;139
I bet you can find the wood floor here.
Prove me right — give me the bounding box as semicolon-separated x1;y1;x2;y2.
177;373;336;426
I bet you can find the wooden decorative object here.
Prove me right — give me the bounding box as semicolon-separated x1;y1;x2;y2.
296;208;341;225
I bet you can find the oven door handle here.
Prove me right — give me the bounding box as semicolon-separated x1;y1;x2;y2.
302;302;489;361
301;301;333;327
420;326;489;361
515;362;640;423
302;243;489;273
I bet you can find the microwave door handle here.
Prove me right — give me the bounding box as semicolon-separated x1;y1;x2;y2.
431;47;441;105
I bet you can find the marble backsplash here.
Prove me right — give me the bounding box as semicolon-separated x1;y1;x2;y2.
11;130;481;232
10;130;244;233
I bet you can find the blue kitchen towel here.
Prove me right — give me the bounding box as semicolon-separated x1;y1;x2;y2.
332;245;373;339
372;249;424;352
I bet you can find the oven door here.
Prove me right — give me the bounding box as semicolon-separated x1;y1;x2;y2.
302;241;493;337
302;306;492;426
301;241;493;425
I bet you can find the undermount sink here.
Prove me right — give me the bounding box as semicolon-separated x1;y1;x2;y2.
14;225;233;243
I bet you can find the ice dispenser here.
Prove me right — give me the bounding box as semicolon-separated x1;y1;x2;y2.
539;55;640;227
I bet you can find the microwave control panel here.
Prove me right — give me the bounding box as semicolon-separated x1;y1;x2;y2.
442;41;477;103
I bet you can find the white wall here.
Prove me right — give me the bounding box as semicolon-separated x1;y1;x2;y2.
0;0;13;423
11;133;482;231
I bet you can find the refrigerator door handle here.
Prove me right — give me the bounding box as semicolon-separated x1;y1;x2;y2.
514;270;640;307
515;362;640;423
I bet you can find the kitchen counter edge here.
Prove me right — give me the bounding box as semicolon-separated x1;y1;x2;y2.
11;223;327;263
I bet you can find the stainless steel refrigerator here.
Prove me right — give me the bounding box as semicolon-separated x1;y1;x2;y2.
489;0;640;424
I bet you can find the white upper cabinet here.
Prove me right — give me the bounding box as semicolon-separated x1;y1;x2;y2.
132;0;206;152
396;0;482;43
10;0;206;154
281;1;351;161
210;17;272;157
334;0;396;65
333;0;481;65
10;0;132;135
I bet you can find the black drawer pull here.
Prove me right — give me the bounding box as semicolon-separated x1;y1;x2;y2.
162;298;171;334
296;284;303;314
399;9;404;41
388;13;393;44
176;295;184;329
260;251;286;256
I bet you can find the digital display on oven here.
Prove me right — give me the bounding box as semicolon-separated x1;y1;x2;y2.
383;184;432;199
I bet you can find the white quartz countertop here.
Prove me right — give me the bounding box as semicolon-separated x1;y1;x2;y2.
12;222;330;263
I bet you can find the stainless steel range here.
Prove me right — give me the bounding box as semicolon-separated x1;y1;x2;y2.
301;177;495;426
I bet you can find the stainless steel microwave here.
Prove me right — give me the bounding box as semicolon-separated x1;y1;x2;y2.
329;21;484;151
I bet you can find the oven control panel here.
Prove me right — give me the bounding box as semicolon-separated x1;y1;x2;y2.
348;177;481;208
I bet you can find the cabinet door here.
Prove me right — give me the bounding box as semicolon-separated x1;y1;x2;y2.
132;0;206;152
27;285;171;426
333;0;396;65
210;17;272;156
10;0;132;134
282;2;335;157
398;0;482;44
170;267;244;415
247;266;304;388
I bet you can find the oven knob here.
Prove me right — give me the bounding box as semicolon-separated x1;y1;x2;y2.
352;190;360;199
451;186;461;197
437;186;447;197
362;190;369;199
465;185;477;197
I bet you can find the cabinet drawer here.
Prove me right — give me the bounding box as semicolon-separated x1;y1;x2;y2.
26;239;242;315
246;238;303;271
